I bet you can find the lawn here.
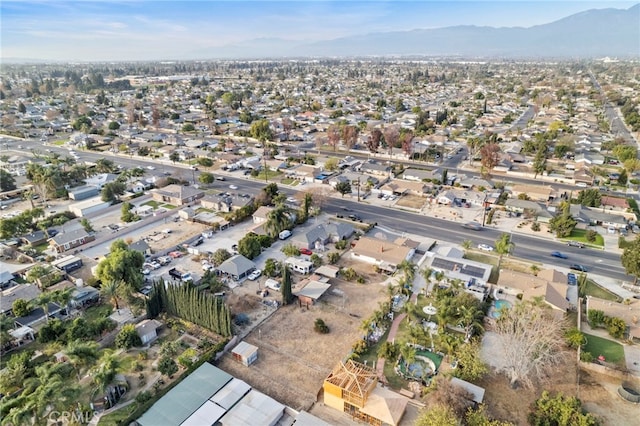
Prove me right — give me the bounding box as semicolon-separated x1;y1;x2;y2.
84;304;114;323
281;178;299;186
255;170;282;180
564;228;604;247
580;279;622;302
98;403;138;426
162;203;177;209
582;333;625;365
195;207;213;214
52;140;66;146
356;328;391;366
384;360;409;390
142;200;160;209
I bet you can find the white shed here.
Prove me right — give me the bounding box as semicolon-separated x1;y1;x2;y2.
231;341;258;366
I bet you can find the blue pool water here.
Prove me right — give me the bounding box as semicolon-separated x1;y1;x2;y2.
491;299;513;319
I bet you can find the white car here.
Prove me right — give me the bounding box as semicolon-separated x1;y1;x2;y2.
477;244;494;252
147;165;155;170
247;269;262;281
229;184;238;190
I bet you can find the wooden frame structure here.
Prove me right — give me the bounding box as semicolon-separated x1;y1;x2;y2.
323;360;377;409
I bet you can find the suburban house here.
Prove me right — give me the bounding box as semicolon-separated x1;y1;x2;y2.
48;229;95;253
426;247;492;286
0;284;42;316
85;173;119;190
286;164;322;183
21;230;49;247
252;206;273;225
351;236;414;273
358;161;392;177
586;296;640;341
218;255;256;281
129;240;152;256
290;223;355;250
380;179;429;197
510;184;556;202
294;277;332;307
495;269;572;312
51;255;83;273
151;184;204;206
437;189;486;207
402;168;440;182
201;193;254;213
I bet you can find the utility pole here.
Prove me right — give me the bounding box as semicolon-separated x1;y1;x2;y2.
357;177;360;202
263;154;268;183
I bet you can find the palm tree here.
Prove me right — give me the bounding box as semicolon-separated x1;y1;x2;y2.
32;292;53;323
51;288;73;313
461;239;472;250
397;259;417;283
457;304;485;342
95;158;116;173
100;280;121;310
495;233;515;269
400;344;417;365
264;204;293;238
66;340;99;380
420;267;434;284
92;350;121;405
530;264;541;276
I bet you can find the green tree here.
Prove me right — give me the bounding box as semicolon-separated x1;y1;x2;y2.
169;151;181;163
264;258;280;277
79;217;94;233
549;202;577;238
612;145;637;163
605;316;627;338
621;237;640;284
327;252;340;264
281;243;300;257
108;121;120;130
199;172;214;185
65;340;99;380
397;259;417;283
377;341;399;360
212;248;232;266
577;189;601;207
100;280;123;310
250;119;273;142
264;204;293;239
281;265;292;305
495;233;514;269
564;327;586;349
0;169;17;191
12;299;30;317
415;405;458;426
324;157;339;171
115;324;142;349
121;201;138;222
96;239;145;291
101;181;126;202
452;341;488;381
181;123;195;133
528;391;599;426
158;355;178;378
237;232;262;260
335;181;352;197
314;318;330;334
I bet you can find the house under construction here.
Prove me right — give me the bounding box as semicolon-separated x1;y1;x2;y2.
322;360;408;426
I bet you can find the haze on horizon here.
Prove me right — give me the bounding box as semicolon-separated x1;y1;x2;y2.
1;0;637;62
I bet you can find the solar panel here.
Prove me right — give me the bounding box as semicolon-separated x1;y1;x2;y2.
461;265;486;278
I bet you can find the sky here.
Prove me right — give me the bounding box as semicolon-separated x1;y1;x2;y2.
1;1;637;61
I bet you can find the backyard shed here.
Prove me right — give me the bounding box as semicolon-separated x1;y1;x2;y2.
295;279;331;306
231;341;258;366
135;319;163;345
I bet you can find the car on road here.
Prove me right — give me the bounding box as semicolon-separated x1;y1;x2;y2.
348;214;362;222
229;184;238;190
567;241;585;248
570;264;588;272
477;244;494;252
462;222;482;231
550;251;568;259
248;269;262;281
300;248;313;256
215;176;226;181
147;166;155;170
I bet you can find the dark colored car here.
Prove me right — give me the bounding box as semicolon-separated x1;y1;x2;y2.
570;264;588;272
567;241;585;248
550;251;568;259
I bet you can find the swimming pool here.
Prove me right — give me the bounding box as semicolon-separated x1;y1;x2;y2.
490;299;512;319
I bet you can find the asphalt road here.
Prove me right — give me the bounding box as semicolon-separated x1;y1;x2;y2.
5;138;632;281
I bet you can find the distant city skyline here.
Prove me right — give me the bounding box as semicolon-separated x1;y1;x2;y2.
1;1;637;61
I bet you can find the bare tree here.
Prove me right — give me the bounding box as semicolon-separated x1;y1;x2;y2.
492;300;568;389
342;125;359;150
282;118;293;141
367;128;382;153
383;125;399;156
401;130;414;158
479;143;501;174
327;124;341;151
127;101;136;125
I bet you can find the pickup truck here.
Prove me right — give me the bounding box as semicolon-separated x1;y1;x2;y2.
168;267;192;282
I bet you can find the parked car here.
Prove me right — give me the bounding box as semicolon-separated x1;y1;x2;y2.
168;251;183;259
477;244;494;252
550;251;568;259
141;268;151;275
278;230;292;240
157;256;171;265
248;269;262;281
567;241;585;248
570;264;588;272
300;248;313;256
265;279;281;291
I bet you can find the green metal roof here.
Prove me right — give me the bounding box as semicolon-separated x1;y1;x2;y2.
138;363;232;426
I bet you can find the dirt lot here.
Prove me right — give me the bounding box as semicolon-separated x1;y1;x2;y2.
395;194;427;210
217;276;388;411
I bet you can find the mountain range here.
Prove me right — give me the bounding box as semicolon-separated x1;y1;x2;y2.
191;4;639;60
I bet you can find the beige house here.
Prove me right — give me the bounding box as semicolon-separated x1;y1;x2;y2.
511;184;556;202
351;236;414;272
151;184;204;206
496;269;571;311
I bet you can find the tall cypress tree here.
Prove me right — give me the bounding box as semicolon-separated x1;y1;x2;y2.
282;265;292;305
